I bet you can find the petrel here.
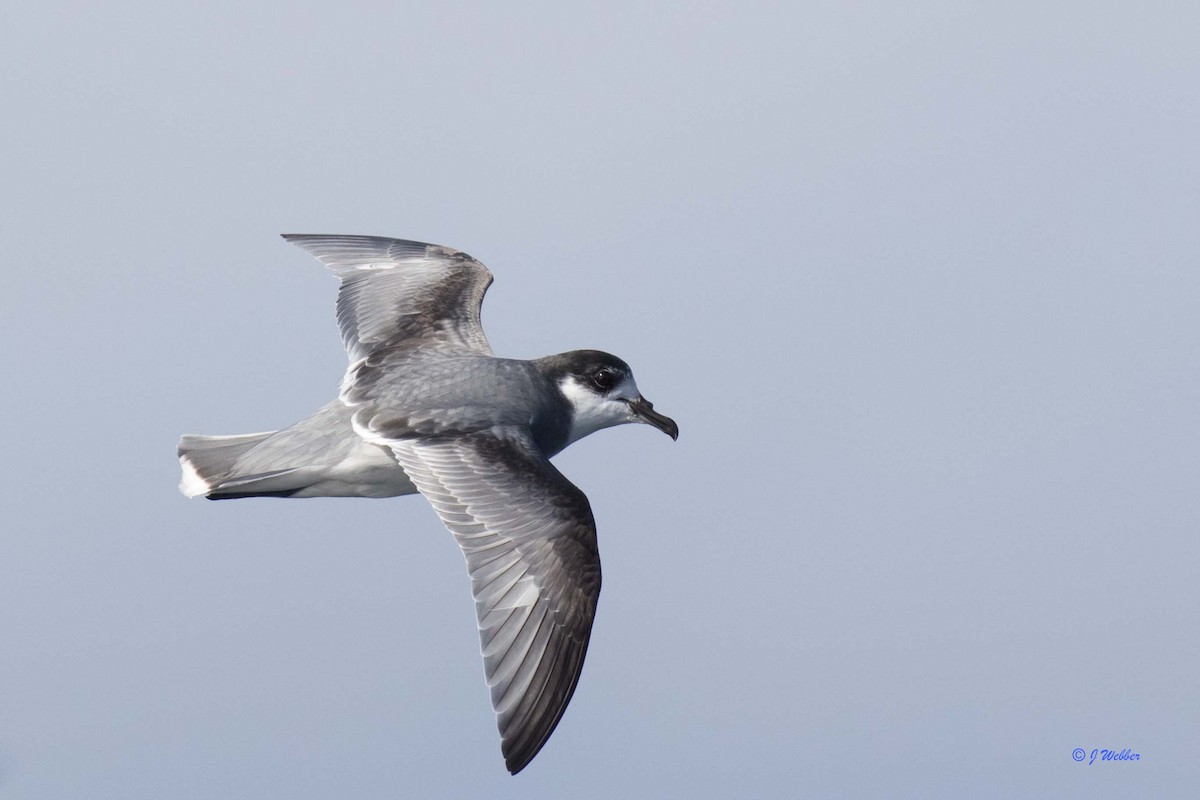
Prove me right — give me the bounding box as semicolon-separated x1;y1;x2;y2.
177;234;678;774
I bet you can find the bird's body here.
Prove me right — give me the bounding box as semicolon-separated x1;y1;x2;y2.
178;235;677;773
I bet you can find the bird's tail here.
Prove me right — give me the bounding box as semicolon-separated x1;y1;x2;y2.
177;431;294;499
178;402;417;500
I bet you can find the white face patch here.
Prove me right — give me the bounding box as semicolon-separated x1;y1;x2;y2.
558;375;641;445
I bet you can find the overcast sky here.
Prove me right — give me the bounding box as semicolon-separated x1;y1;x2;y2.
2;2;1198;798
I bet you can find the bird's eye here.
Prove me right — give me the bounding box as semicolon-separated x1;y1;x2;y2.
592;368;617;391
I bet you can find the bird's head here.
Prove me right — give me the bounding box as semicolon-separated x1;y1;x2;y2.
547;350;679;445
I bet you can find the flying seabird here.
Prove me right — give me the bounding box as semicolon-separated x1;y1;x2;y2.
177;234;678;774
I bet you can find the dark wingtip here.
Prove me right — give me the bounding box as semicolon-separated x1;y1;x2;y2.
205;488;301;500
503;738;539;775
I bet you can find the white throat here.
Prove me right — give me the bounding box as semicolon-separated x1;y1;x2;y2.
558;376;639;446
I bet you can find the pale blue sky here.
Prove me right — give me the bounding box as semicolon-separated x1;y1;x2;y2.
2;2;1198;797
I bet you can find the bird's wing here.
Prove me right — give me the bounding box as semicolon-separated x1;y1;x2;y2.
282;234;494;362
380;424;602;774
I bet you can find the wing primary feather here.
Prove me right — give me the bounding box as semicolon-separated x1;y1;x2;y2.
380;427;601;774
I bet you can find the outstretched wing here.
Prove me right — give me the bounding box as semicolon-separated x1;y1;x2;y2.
282;234;494;362
382;425;602;774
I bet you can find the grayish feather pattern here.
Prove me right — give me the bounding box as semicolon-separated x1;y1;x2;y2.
281;234;494;363
383;427;601;775
282;235;602;772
